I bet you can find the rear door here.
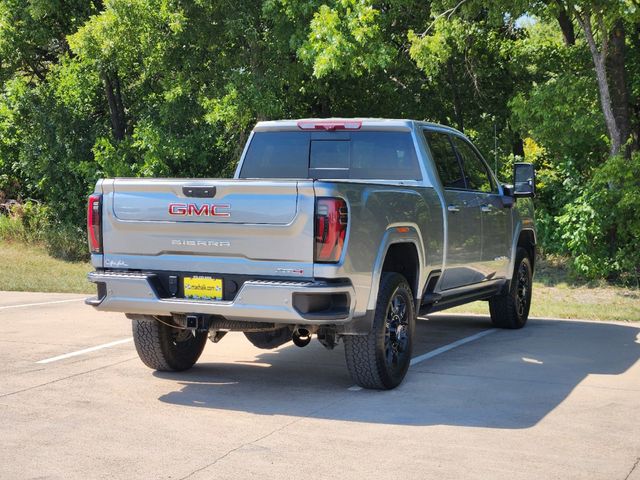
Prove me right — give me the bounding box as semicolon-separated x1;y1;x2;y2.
423;130;484;290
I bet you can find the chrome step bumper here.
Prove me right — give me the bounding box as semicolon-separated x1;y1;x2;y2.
86;271;356;325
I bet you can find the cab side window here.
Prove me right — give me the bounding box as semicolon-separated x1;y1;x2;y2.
423;130;465;189
451;136;496;193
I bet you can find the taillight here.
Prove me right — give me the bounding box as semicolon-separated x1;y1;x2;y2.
315;198;348;263
87;194;102;254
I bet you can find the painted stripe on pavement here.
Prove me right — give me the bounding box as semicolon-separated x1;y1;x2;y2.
348;328;497;390
36;338;133;364
0;298;84;310
409;329;496;366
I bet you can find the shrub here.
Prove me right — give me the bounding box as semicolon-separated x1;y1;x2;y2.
556;153;640;285
43;223;89;262
0;200;49;243
0;213;27;241
0;200;88;262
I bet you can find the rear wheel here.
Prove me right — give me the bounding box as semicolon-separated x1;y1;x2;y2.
130;315;207;371
489;247;533;329
343;272;415;390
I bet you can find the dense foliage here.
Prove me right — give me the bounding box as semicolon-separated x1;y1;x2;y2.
0;0;638;282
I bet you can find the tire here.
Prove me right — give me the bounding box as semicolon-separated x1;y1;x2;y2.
489;247;533;329
244;327;292;349
343;272;415;390
130;315;208;371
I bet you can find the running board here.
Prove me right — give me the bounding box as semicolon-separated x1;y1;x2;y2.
419;280;507;316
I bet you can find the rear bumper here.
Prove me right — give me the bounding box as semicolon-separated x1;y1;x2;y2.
86;271;357;326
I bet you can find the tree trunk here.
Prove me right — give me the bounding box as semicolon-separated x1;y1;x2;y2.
607;19;631;156
575;11;622;157
101;71;127;141
555;1;576;46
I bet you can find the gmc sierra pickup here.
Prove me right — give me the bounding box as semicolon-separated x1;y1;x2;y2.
86;118;536;390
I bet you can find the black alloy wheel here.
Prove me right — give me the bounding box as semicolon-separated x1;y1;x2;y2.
384;292;411;372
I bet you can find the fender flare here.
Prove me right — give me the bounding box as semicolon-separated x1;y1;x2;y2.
366;224;426;311
507;223;537;280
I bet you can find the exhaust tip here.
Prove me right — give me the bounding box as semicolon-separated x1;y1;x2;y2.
292;328;311;348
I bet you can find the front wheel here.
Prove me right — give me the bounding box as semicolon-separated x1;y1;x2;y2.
130;315;208;371
489;248;533;329
343;272;415;390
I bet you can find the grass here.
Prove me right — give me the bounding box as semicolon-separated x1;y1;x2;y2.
0;240;93;294
0;240;638;321
449;257;640;322
448;282;640;322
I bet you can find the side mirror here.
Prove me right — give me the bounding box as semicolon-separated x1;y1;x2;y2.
513;162;535;198
500;184;515;208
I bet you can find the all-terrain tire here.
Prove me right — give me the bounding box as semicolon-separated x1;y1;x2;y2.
343;272;415;390
489;247;533;329
130;315;207;371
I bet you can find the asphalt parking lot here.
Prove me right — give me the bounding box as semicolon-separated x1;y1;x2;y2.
1;291;639;480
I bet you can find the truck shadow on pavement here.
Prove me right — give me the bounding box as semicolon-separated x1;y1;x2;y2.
156;316;640;428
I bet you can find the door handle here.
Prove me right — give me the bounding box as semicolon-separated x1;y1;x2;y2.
447;204;460;213
481;204;492;213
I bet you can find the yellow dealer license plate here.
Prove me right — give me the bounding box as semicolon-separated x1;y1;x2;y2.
183;276;223;301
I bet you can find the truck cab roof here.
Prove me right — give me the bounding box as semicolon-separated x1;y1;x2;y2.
253;118;464;136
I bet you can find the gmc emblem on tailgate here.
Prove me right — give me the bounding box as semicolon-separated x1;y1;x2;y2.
168;203;231;217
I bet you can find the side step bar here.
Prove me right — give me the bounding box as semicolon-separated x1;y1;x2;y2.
419;280;508;316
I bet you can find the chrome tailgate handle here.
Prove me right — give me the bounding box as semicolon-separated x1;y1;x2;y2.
447;204;460;213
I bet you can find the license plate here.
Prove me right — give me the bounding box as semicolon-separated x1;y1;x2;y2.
183;276;223;301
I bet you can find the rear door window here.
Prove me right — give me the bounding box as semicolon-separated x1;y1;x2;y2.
349;132;421;180
239;131;421;180
423;130;465;189
451;136;496;193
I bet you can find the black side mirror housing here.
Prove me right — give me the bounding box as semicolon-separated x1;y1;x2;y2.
500;185;515;208
513;162;535;198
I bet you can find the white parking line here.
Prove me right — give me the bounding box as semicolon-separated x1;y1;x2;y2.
34;324;495;373
409;329;496;366
348;328;496;391
36;338;133;364
0;298;84;310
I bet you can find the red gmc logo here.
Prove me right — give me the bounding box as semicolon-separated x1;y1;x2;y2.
168;203;231;217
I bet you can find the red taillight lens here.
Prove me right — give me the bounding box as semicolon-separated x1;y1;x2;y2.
314;198;348;263
87;194;102;254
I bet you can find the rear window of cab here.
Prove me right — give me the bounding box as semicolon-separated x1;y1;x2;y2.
239;131;422;181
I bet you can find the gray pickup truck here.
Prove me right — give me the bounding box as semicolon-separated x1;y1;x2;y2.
86;118;536;389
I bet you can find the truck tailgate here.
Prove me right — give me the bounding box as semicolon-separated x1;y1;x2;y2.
99;179;315;277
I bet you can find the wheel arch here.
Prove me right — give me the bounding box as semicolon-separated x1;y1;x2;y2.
508;227;537;280
366;225;425;311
